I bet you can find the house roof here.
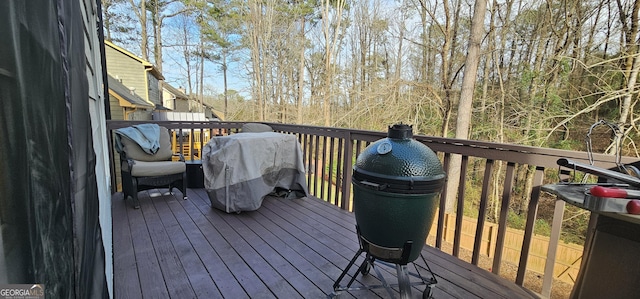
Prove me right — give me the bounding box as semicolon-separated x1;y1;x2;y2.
154;103;171;110
105;40;164;80
203;102;225;120
163;83;189;100
107;75;154;108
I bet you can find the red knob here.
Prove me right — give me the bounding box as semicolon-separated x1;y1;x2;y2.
627;200;640;214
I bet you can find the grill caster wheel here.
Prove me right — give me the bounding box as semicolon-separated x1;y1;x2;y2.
358;260;371;276
423;286;432;299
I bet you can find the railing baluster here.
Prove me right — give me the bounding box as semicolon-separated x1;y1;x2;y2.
304;134;312;189
189;128;195;161
492;162;516;275
472;159;494;265
320;136;327;200
355;140;363;158
178;128;184;158
328;137;336;205
436;152;451;250
335;138;344;207
313;135;320;196
453;155;469;257
516;166;545;285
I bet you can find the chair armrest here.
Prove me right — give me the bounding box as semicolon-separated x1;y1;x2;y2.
119;151;136;172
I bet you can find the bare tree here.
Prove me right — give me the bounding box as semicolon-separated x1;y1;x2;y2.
147;0;191;73
127;0;149;60
321;0;348;126
443;0;487;212
616;0;640;136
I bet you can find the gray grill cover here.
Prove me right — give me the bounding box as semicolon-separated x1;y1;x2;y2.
202;132;309;213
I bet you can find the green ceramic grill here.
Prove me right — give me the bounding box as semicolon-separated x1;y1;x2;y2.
352;123;445;264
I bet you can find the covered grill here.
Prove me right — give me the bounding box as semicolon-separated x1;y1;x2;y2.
332;124;445;299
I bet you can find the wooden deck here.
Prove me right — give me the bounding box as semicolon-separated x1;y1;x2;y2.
113;188;540;299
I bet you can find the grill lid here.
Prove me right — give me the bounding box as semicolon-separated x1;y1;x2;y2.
353;124;445;193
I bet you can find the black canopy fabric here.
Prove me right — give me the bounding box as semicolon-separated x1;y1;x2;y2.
0;0;108;298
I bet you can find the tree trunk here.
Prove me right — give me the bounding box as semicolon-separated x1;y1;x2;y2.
617;0;640;134
182;19;193;96
480;1;497;113
297;17;305;124
199;38;204;112
102;0;113;41
152;3;162;72
492;39;506;221
395;9;405;104
439;0;452;137
419;2;428;82
223;51;229;118
139;0;149;60
155;16;163;73
322;0;346;127
249;0;264;121
126;0;149;59
443;0;487;212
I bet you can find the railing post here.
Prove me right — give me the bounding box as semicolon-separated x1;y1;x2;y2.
542;198;566;298
340;131;353;210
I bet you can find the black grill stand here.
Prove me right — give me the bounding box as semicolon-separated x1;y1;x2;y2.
329;228;437;299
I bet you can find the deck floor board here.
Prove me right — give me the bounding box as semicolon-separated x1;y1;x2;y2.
113;188;539;299
126;197;169;298
172;194;251;298
141;193;197;298
189;190;311;299
152;196;221;298
112;191;142;299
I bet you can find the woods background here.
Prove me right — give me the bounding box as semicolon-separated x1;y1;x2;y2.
103;0;639;154
103;0;640;246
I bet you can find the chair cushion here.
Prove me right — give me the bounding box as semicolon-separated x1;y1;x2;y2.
241;123;273;133
122;126;174;161
130;160;186;177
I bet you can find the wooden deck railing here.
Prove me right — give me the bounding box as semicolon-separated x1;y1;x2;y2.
106;120;638;297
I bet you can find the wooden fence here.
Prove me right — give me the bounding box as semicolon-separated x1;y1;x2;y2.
433;212;583;284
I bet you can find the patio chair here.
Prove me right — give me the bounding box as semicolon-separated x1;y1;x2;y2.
119;126;187;208
241;123;273;133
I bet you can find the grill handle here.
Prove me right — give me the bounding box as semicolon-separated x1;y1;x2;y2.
557;158;640;187
358;180;389;191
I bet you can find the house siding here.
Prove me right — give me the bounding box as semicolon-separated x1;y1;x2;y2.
175;99;190;111
109;95;125;120
162;89;175;110
105;45;149;102
147;73;161;105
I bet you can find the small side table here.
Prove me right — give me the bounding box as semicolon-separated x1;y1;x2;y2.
185;160;204;188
